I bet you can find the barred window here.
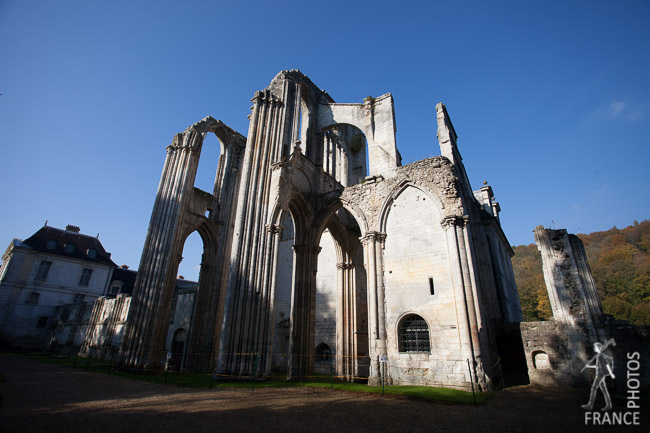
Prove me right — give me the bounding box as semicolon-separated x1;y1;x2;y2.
398;314;430;353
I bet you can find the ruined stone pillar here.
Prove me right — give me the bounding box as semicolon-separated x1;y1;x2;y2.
442;215;481;384
217;88;290;376
361;231;387;385
534;226;603;336
261;223;284;376
335;262;346;378
288;244;321;380
335;261;356;380
121;129;203;369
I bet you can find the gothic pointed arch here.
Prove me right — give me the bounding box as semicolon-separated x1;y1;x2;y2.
378;180;445;234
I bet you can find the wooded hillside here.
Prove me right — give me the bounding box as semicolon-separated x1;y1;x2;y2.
511;220;650;325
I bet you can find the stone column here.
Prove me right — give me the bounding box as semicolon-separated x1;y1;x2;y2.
261;223;284;375
216;92;263;373
442;215;481;384
335;262;355;379
360;231;387;386
121;128;203;369
288;244;321;380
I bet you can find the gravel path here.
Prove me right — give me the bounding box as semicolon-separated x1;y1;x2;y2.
0;354;645;433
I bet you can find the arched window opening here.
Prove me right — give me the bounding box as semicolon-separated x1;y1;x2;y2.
194;132;222;194
170;328;186;371
178;231;202;283
321;124;368;186
398;314;430;353
316;342;332;362
533;351;550;369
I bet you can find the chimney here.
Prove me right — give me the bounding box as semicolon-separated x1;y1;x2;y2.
65;225;81;233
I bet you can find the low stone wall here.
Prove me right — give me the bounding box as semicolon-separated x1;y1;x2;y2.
521;320;650;391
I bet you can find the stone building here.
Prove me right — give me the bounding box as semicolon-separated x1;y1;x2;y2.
0;224;115;349
79;276;196;363
522;227;650;390
118;70;522;390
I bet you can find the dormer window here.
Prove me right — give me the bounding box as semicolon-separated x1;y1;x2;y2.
87;249;97;259
46;240;57;250
64;244;75;254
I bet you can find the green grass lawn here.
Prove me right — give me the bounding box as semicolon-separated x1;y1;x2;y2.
7;352;491;405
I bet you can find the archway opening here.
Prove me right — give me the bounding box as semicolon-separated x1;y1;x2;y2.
315;207;369;381
168;227;220;373
194;132;223;194
321;124;368;186
170;328;186;371
271;211;295;372
178;231;202;283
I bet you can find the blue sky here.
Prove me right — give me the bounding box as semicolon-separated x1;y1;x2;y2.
1;0;649;281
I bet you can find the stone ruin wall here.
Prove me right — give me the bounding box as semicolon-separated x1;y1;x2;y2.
523;226;650;391
39;71;524;391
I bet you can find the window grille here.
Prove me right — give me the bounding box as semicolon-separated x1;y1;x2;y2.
35;261;52;280
398;314;430;353
73;293;85;304
79;268;93;286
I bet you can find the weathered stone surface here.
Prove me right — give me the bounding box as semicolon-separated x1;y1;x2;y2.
111;71;520;391
525;227;650;391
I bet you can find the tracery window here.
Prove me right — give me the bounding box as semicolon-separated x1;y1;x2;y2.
398;314;430;353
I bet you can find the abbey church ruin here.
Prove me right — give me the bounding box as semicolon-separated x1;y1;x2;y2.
4;70;647;393
116;70;523;389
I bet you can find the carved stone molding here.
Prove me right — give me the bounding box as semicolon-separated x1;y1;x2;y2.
336;263;355;270
440;215;468;230
265;224;285;234
340;156;463;231
292;244;322;255
360;231;387;246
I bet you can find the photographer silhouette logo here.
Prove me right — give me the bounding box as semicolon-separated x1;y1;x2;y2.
582;338;616;411
582;339;642;426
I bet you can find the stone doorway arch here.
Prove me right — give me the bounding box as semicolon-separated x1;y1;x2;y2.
170;328;186;371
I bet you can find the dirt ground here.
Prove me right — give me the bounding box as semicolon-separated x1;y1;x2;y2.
0;354;646;433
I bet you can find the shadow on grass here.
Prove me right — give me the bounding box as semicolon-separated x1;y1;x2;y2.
9;352;491;405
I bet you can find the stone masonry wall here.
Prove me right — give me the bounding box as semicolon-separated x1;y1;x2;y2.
315;229;337;373
383;185;466;387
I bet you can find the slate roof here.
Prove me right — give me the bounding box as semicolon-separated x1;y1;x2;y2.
109;267;197;296
22;225;116;266
110;267;137;295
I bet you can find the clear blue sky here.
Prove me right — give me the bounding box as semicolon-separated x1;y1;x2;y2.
1;0;649;281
